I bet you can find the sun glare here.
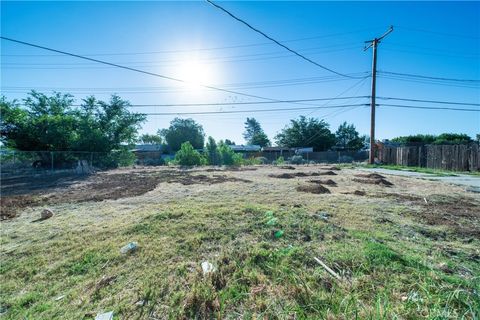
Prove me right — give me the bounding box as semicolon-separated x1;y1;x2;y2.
178;60;214;91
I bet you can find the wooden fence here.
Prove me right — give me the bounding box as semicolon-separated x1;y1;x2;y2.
377;143;480;171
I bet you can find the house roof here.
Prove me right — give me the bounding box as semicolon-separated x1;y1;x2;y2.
132;144;162;152
229;145;261;152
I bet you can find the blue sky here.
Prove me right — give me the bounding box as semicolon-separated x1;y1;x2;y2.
1;1;479;144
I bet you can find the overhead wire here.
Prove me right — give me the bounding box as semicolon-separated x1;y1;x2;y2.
205;0;359;79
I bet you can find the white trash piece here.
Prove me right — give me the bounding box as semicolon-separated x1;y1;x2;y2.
120;242;138;254
201;261;216;275
95;311;113;320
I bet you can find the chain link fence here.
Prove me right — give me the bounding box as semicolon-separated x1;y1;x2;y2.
0;150;136;178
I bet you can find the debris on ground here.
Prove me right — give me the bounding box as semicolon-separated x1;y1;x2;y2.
120;242;138;254
95;275;117;290
296;184;330;194
273;229;284;238
279;165;296;170
54;295;65;301
201;261;216;275
41;208;54;220
316;212;330;221
313;257;342;281
354;173;386;179
95;311;114;320
353;190;366;196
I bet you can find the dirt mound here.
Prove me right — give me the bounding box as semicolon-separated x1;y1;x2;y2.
416;195;480;238
279;166;296;170
354;173;385;179
353;177;393;187
308;179;337;186
318;171;337;176
321;166;341;171
353;190;366;196
269;172;320;179
296;184;331;194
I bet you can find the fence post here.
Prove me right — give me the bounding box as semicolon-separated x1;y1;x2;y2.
13;151;16;175
51;151;54;173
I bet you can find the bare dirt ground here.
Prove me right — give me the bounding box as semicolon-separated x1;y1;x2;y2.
1;165;479;319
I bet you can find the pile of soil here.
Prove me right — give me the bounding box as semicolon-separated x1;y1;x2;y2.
321;166;341;171
318;171;338;176
279;166;296;170
354;173;385;179
296;184;331;194
352;177;393;187
269;171;335;179
308;179;337;186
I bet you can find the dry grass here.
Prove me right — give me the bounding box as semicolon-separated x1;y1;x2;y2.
1;165;479;319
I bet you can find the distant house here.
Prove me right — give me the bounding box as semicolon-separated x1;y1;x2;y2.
229;145;261;153
131;144;163;165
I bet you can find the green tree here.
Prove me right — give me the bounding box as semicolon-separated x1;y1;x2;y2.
0;92;145;153
335;122;365;151
159;118;205;152
174;141;205;166
434;133;472;145
243;117;270;147
391;133;472;145
218;141;243;166
275;116;335;151
205;136;220;165
138;133;163;145
224;139;235;145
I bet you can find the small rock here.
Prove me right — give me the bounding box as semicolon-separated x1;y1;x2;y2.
120;242;138;254
95;311;113;320
201;261;216;275
316;211;330;221
41;208;54;220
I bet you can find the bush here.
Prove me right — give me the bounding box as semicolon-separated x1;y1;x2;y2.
174;142;205;166
289;155;304;165
96;148;136;169
273;156;285;165
255;157;269;165
218;143;243;166
243;157;261;165
142;157;165;166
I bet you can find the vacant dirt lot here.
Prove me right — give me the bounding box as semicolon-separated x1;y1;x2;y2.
1;165;479;319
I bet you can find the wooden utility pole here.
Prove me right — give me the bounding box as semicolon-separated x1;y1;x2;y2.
365;26;393;164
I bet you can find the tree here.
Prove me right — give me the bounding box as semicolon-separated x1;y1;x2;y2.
205;136;220;165
243;117;270;147
159;118;205;152
174;141;205;166
335;122;364;151
138;134;162;145
224;139;235;145
217;141;243;166
275;116;335;151
0;92;145;152
391;133;472;145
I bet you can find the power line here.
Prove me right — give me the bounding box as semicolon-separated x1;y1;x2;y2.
378;104;479;112
205;0;358;79
379;71;480;83
140;103;369;115
1;27;380;57
395;25;480;40
0;36;312;104
377;97;480;106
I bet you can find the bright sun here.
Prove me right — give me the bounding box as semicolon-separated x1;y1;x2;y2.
178;60;213;90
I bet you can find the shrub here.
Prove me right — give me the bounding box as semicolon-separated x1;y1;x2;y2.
273;156;285;165
142;157;165;166
174;142;205;166
289;155;304;165
218;142;243;166
255;157;269;165
96;148;136;169
243;157;261;165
